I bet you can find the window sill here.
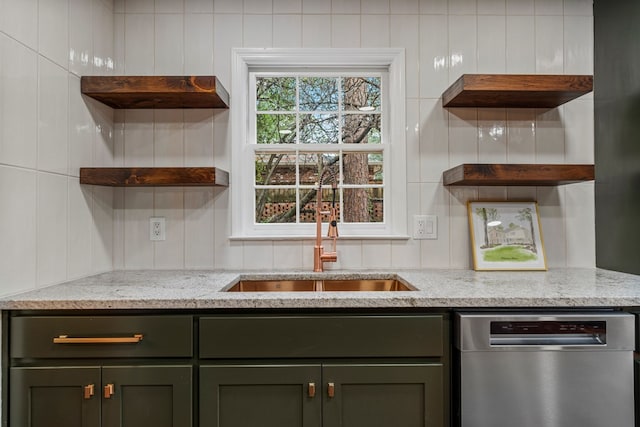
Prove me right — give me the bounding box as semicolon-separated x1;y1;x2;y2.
228;234;411;241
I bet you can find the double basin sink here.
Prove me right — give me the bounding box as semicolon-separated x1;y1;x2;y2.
226;278;415;292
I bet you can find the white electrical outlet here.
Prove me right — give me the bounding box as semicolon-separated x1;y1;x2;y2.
413;215;437;240
150;217;166;241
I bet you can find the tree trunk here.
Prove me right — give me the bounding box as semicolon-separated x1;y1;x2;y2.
343;77;372;222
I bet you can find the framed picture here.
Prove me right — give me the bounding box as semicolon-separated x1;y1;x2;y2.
468;201;547;271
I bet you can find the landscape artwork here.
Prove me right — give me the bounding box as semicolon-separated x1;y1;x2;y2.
468;201;547;271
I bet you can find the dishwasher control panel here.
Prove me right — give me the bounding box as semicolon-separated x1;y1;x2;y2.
490;321;606;335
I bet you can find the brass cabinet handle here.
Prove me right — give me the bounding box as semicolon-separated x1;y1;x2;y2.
83;384;95;400
53;334;143;344
104;384;115;399
308;382;316;398
327;382;335;398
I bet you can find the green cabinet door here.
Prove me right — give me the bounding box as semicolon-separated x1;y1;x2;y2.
200;365;322;427
322;364;444;427
101;366;192;427
10;367;102;427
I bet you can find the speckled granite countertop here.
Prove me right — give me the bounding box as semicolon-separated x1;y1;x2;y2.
2;268;640;310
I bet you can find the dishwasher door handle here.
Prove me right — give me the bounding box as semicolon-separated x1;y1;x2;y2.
490;334;605;347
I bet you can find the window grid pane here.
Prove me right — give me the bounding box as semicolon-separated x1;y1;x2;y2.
253;73;384;225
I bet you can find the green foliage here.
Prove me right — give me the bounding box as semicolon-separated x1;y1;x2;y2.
483;245;538;262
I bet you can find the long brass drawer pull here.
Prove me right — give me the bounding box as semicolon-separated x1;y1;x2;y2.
53;334;144;344
308;382;316;398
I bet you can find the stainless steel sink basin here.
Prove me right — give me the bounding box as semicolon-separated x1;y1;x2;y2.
226;279;415;292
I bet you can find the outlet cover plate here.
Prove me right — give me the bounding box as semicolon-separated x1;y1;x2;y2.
150;217;166;241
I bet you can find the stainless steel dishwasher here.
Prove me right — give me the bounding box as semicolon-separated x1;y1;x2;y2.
455;312;635;427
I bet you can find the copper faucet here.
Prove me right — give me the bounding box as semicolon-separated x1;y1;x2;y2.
313;177;338;272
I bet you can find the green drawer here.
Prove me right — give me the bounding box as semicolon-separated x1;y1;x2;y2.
10;315;193;359
200;315;444;359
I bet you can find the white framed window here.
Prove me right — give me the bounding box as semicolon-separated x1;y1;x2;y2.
231;49;407;239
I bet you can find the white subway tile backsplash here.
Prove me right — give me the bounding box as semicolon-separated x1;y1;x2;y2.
564;0;593;16
125;14;155;74
562;100;594;163
535;107;564;163
185;14;214;73
124;110;154;167
0;0;601;288
123;188;155;269
331;15;361;47
477;15;506;73
535;15;564;73
535;0;563;15
69;75;95;174
37;172;68;286
154;188;186;268
419;14;449;98
155;14;184;74
449;0;476;15
506;15;535;73
213;13;243;87
564;183;595;267
155;0;184;13
184;110;215;166
0;166;37;294
448;108;478;166
506;109;536;162
506;0;534;15
1;36;38;169
126;0;154;13
332;0;361;14
244;14;274;47
186;0;213;13
391;14;419;96
185;188;215;268
245;0;273;14
419;99;449;183
420;0;447;14
564;15;593;74
69;0;94;76
361;15;389;47
390;0;419;14
478;109;507;163
94;0;116;75
274;0;302;13
448;15;478;78
478;0;506;15
2;0;38;50
68;178;93;279
91;185;115;273
303;0;331;13
362;0;389;14
154;110;184;167
274;14;303;47
38;58;69;175
302;15;332;47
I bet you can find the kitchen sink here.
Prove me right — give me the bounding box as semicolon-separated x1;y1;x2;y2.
226;279;415;292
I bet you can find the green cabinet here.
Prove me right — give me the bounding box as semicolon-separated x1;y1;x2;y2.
7;315;194;427
10;366;192;427
200;365;322;427
200;363;443;427
199;314;448;427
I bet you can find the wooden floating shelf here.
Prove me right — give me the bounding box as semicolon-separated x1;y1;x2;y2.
81;76;229;109
80;167;229;187
442;74;593;108
443;164;594;186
